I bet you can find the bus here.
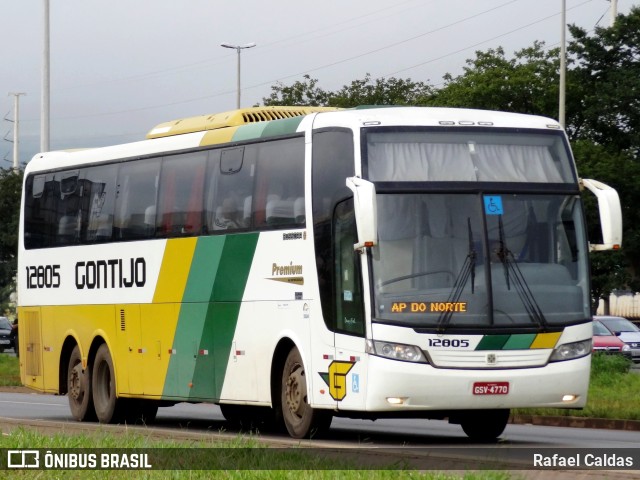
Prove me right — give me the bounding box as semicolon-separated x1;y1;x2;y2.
18;106;622;440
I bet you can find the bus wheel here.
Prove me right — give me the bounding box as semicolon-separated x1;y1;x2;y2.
281;347;332;439
92;344;123;423
67;345;96;421
460;409;510;442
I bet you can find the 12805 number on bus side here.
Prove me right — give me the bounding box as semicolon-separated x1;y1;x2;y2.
25;265;61;289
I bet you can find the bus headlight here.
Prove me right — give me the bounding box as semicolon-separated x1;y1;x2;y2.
549;339;592;362
366;340;427;363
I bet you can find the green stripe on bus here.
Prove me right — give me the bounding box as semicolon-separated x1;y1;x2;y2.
475;335;510;350
260;116;304;137
502;334;536;350
232;123;268;142
162;233;259;400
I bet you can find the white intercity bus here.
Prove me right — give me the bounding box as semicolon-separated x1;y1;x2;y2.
18;106;622;440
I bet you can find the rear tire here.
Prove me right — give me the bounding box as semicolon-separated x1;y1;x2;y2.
459;409;510;442
67;345;96;421
92;344;124;423
280;347;332;438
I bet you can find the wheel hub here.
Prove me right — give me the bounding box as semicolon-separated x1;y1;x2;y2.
70;363;82;400
285;368;306;417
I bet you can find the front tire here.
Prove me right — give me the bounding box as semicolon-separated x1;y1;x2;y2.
92;344;124;423
280;347;332;438
67;345;96;421
459;409;510;442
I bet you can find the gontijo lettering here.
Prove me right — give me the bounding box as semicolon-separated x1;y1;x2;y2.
391;302;467;313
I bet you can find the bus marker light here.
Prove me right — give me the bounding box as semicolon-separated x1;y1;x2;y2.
235;350;245;356
199;349;209;355
562;394;577;402
188;383;193;388
138;348;146;354
168;349;176;354
386;397;407;405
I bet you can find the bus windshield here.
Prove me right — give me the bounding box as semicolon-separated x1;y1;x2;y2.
366;129;576;184
372;193;590;329
365;128;590;329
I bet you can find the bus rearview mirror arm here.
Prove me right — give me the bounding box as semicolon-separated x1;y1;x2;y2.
580;178;622;252
346;177;377;250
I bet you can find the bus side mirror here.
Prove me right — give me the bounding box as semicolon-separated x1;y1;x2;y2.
580;178;622;252
346;177;377;250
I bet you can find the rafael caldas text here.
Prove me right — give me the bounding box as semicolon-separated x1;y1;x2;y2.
533;453;634;468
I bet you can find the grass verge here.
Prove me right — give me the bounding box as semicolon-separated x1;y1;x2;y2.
0;354;20;386
514;353;640;419
0;428;513;479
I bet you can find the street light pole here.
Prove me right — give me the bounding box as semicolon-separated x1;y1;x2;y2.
220;42;256;109
41;0;50;152
559;0;566;128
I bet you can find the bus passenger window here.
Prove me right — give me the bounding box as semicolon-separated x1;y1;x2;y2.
24;173;58;249
54;170;81;246
208;146;254;233
114;159;161;240
157;152;206;237
82;164;118;243
253;137;305;229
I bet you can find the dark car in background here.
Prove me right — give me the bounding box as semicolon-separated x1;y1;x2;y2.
593;319;632;359
595;316;640;363
0;316;14;353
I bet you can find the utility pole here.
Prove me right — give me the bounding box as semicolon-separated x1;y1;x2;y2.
8;93;26;171
610;0;618;26
41;0;50;152
558;0;566;128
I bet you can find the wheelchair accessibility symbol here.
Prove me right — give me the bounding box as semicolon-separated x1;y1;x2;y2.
483;195;503;215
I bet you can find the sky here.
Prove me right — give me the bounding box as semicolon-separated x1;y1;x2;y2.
0;0;635;166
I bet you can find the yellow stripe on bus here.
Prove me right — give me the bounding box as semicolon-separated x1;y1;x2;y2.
199;126;240;147
153;238;198;303
529;332;562;349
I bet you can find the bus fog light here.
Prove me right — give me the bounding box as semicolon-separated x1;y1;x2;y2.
367;340;427;363
562;394;578;402
386;397;407;405
550;339;592;362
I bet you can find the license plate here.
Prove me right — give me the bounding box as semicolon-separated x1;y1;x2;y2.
473;381;509;395
0;339;9;345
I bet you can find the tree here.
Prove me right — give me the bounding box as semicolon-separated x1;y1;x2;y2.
566;7;640;303
0;168;23;315
263;73;433;108
567;7;640;156
262;74;330;106
432;41;560;117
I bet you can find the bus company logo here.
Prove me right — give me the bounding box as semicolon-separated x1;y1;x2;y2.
267;261;304;285
319;360;355;401
7;450;40;469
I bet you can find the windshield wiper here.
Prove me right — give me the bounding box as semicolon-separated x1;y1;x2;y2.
496;216;549;331
437;218;476;333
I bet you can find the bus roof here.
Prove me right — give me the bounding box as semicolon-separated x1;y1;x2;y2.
146;106;338;139
26;106;563;174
